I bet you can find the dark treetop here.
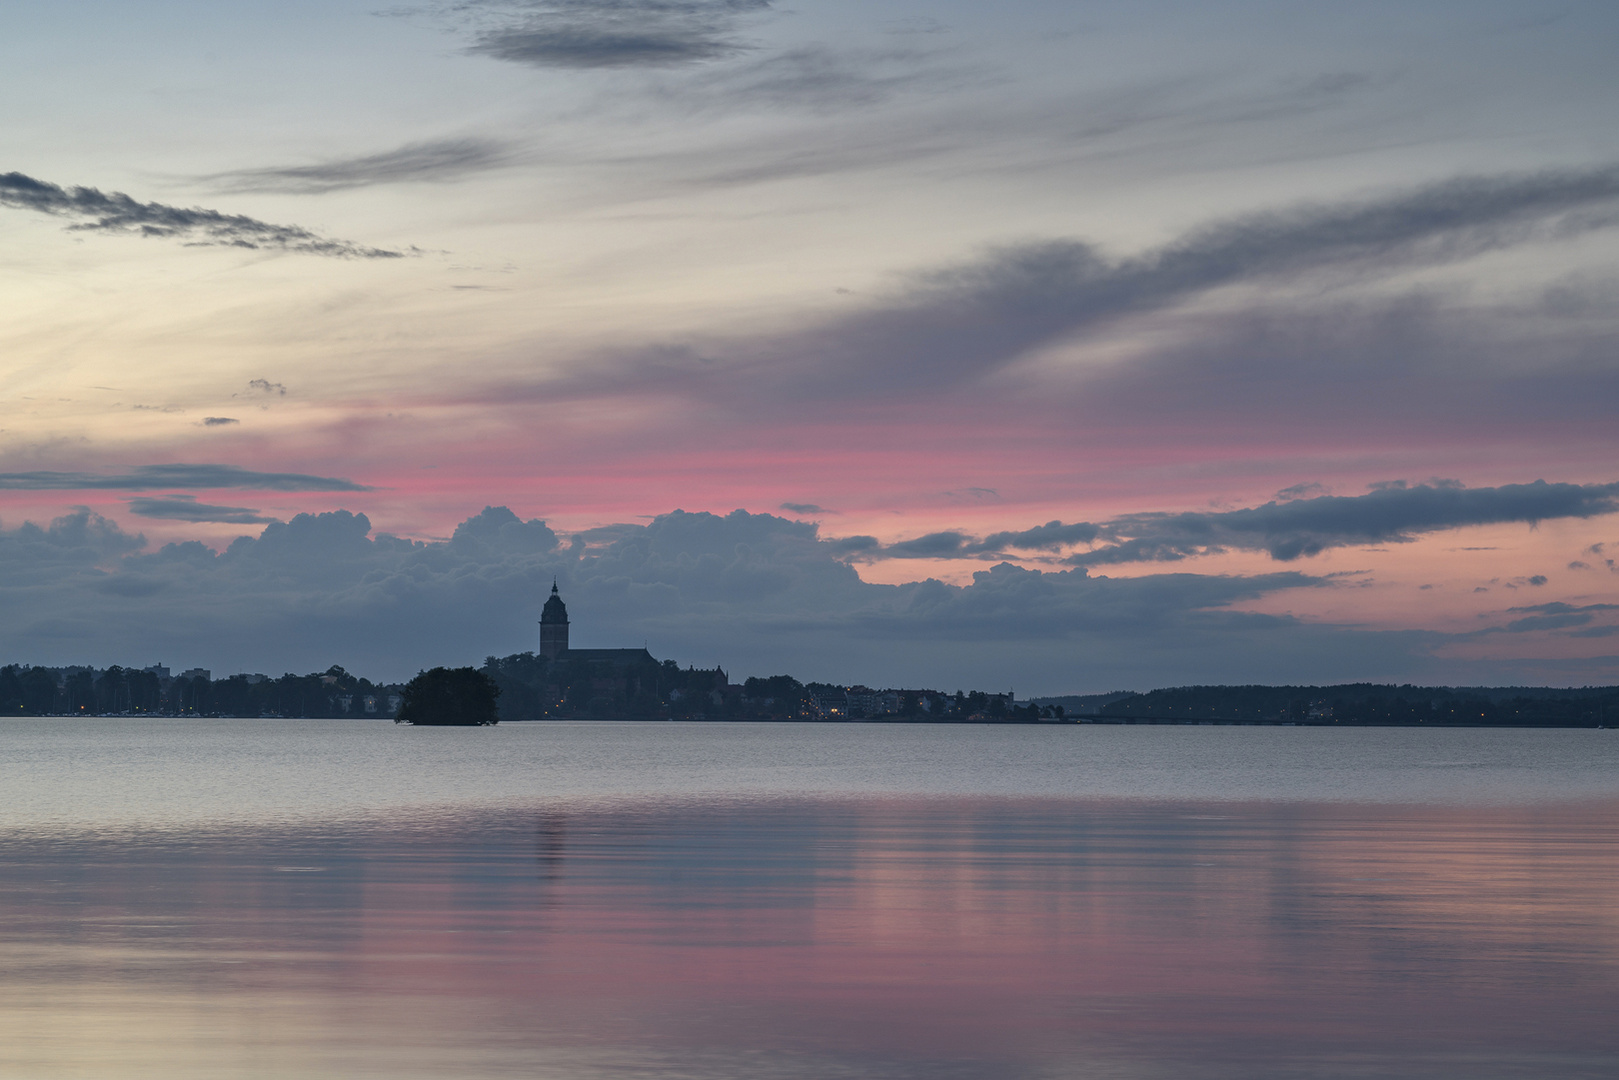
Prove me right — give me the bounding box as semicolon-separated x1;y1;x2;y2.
393;667;501;726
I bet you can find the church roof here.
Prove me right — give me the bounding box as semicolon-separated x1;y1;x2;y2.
564;648;657;666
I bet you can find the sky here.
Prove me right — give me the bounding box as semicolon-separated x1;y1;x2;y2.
2;0;1618;693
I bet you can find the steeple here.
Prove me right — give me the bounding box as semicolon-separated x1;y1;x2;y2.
539;580;569;659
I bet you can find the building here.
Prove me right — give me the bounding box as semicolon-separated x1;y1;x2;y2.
539;583;660;669
535;584;677;715
809;688;847;719
847;686;901;717
538;584;665;681
539;582;570;659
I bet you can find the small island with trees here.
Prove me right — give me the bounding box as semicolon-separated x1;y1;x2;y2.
394;667;501;726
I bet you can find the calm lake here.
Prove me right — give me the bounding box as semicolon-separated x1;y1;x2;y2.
3;720;1617;1079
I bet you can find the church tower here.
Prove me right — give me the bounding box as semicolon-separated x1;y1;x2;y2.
539;582;569;659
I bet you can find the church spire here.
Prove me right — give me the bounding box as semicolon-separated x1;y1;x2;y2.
540;580;569;659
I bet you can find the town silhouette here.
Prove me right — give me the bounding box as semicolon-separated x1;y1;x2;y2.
5;582;1616;726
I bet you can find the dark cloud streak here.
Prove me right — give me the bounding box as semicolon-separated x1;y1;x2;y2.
1496;602;1619;636
457;0;771;69
845;480;1619;566
127;496;278;525
0;172;406;257
0;464;371;493
1074;480;1619;565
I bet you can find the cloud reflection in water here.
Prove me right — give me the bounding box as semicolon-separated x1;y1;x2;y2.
1;796;1617;1079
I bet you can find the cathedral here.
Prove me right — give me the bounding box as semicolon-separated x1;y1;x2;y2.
477;581;731;718
538;583;659;668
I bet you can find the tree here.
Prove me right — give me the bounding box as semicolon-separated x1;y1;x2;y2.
394;667;501;726
482;652;552;720
743;674;807;718
63;670;95;713
19;668;58;714
0;665;23;714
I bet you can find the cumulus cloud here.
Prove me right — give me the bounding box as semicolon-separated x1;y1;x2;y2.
0;464;370;492
204;138;511;195
0;509;145;562
4;503;1616;689
0;172;406;257
844;480;1619;566
245;379;287;396
0;504;1411;691
127;496;278;525
453;0;772;69
450;505;560;554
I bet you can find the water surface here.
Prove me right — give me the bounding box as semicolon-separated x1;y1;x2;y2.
2;721;1616;1078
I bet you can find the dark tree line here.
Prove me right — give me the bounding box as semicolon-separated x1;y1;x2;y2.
477;655;1066;721
481;652;731;720
0;664;397;717
801;685;1060;721
17;658;1609;728
1078;684;1619;727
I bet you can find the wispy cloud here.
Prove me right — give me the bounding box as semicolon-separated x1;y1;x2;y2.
203;138;510;195
127;495;278;525
544;164;1619;404
0;464;371;492
677;44;966;113
844;480;1619;565
0;172;407;257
